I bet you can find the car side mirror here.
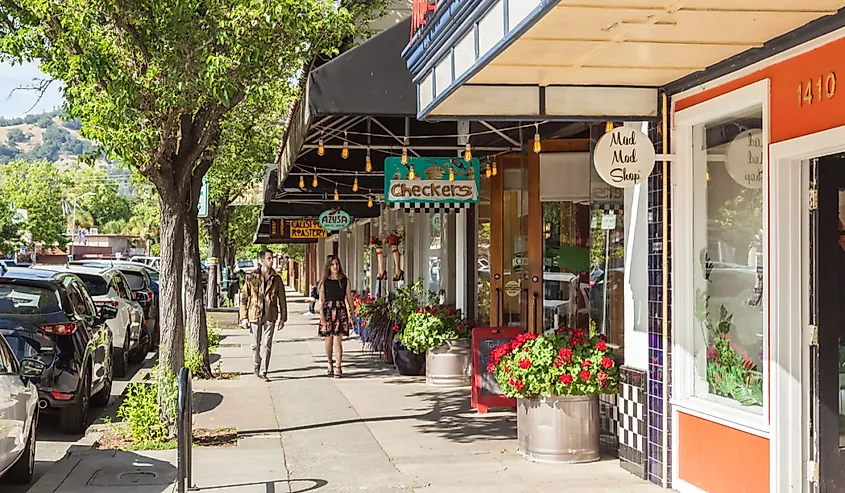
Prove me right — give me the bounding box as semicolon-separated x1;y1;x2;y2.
20;358;45;379
98;304;119;321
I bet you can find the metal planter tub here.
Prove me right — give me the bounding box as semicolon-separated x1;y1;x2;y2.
426;338;471;387
517;395;600;464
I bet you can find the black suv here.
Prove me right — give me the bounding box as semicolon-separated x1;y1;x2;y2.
0;267;116;434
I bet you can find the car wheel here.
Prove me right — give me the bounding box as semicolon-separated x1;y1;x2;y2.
129;326;151;364
91;371;112;408
60;371;89;434
114;333;129;378
4;409;37;483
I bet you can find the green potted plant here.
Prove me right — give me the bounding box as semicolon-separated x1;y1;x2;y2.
489;324;618;463
390;280;437;376
400;304;474;387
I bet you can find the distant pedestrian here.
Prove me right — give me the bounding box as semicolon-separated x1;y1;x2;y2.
306;283;319;316
319;255;355;378
239;249;287;381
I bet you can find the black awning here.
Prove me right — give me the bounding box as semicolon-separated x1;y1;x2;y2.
260;199;381;220
308;17;415;118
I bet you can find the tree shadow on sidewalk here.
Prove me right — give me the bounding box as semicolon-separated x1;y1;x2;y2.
194;478;328;492
409;388;517;444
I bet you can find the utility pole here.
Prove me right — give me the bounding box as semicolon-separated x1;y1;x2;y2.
69;192;92;262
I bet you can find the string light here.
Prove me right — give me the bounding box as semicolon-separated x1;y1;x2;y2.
341;132;349;159
317;137;325;156
333;187;339;201
353;173;359;192
401;145;408;164
408;166;416;180
464;143;472;161
605;121;614;133
533;123;541;153
485;163;492;178
367;197;374;208
448;168;455;181
492;161;498;177
706;169;711;181
299;175;305;188
312;173;318;188
365;148;373;172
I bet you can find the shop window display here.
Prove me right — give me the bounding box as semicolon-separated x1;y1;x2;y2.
691;107;765;410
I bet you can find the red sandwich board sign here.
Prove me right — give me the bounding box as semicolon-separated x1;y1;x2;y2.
471;326;522;413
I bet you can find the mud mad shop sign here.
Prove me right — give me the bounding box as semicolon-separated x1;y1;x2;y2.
384;156;481;205
593;127;656;188
318;208;352;232
725;129;764;189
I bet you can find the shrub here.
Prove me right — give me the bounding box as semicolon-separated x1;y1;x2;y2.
115;367;177;444
399;305;473;355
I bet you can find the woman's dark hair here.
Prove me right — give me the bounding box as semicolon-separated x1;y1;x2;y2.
320;255;346;285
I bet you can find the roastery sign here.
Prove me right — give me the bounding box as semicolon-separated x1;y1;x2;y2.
593;127;655;188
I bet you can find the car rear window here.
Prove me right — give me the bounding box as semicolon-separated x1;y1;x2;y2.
122;271;147;290
75;274;109;296
0;284;61;314
0;329;40;360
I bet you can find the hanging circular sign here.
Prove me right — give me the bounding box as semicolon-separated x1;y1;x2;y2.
318;208;352;232
504;280;520;298
725;129;763;189
593;127;656;188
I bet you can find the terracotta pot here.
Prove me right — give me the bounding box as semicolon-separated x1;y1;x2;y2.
426;338;471;387
517;395;600;464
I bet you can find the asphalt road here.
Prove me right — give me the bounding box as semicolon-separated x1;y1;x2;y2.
4;352;155;493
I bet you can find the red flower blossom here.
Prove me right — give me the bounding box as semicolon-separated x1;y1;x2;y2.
598;334;608;342
573;329;585;338
559;374;573;385
559;347;573;361
487;362;496;373
392;325;400;332
580;369;592;382
514;380;525;391
598;371;610;387
581;360;592;368
596;341;607;351
504;362;510;373
519;359;532;369
553;357;563;368
600;357;614;369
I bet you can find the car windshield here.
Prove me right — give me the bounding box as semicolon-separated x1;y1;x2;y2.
122;271;147;290
238;261;253;268
76;274;109;296
0;283;61;314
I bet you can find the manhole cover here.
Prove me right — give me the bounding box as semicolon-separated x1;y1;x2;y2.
89;467;176;486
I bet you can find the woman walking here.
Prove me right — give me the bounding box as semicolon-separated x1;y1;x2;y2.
319;255;355;378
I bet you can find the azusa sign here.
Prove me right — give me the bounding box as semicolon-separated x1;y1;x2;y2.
318;208;352;232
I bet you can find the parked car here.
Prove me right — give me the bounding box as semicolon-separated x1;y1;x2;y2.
0;267;116;434
34;266;146;377
0;331;40;483
129;256;160;270
236;259;259;274
70;261;159;348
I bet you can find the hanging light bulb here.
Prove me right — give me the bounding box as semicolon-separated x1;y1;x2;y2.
341;132;349;159
365;148;373;173
408;166;416;180
485;163;492;178
367;197;374;208
448;168;455;182
533;123;541;153
353;174;359;192
312;173;318;188
299;175;305;188
317;137;325;156
605;121;614;133
333;187;339;201
706;169;711;182
492;160;498;176
464;142;472;161
401;146;408;165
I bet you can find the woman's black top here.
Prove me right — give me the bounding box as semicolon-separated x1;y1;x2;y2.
323;278;347;302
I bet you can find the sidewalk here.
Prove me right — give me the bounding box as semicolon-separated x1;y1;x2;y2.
26;289;663;493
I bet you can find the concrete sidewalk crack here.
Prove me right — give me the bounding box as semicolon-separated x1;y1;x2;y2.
268;385;294;493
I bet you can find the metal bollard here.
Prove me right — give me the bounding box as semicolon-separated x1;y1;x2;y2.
177;367;195;492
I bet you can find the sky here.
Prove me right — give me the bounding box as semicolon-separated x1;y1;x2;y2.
0;60;64;118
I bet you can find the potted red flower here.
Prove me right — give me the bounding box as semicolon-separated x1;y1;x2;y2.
369;236;386;280
489;324;618;464
384;229;403;281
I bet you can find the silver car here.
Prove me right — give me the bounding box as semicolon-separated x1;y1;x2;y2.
0;332;40;484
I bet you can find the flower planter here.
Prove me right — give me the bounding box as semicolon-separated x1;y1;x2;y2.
382;340;394;364
426;338;471;387
517;395;600;464
393;338;426;376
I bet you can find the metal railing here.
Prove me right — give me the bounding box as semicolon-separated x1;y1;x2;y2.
177;367;194;492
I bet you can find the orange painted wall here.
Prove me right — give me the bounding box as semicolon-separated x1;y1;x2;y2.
675;35;845;144
677;413;769;492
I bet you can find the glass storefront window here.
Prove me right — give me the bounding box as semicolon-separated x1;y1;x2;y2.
477;176;492;326
692;106;765;411
543;201;591;331
427;210;443;294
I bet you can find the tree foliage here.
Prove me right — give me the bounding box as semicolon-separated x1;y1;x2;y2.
0;194;21;255
66;167;132;227
0;160;65;246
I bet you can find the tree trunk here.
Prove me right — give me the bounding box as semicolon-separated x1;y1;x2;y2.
157;199;186;375
185;211;212;378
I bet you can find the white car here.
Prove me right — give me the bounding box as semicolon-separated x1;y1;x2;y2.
236;259;259;274
0;332;40;484
34;265;145;378
129;256;160;269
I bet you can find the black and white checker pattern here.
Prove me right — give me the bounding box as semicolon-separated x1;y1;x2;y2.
599;393;620;454
618;381;646;452
389;202;470;214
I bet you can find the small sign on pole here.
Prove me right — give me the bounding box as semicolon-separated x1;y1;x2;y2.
197;178;209;218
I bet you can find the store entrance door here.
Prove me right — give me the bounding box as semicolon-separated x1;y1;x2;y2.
814;154;845;491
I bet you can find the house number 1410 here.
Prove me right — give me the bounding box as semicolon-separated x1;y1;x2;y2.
798;72;836;107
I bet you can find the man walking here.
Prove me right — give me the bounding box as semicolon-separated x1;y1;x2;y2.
239;249;287;380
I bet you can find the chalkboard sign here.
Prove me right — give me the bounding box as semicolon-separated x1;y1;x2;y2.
471;326;522;413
